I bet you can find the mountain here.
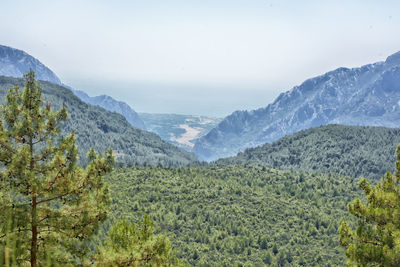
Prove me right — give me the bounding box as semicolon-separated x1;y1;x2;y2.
217;124;400;179
73;90;146;130
0;75;197;166
0;45;62;84
0;44;146;130
194;51;400;161
139;113;222;150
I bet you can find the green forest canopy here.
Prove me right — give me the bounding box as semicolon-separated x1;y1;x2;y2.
1;73;399;266
103;165;361;266
218;124;400;179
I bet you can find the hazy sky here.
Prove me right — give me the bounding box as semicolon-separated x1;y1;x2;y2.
1;0;400;116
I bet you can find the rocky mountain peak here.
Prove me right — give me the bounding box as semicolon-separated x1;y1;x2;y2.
386;51;400;64
194;50;400;161
0;45;61;84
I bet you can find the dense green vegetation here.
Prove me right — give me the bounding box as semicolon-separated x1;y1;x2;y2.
0;73;177;266
95;216;181;266
340;145;400;266
218;124;400;179
0;75;197;167
2;73;398;266
0;72;113;266
104;165;361;266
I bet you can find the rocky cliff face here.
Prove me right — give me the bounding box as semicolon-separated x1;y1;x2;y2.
0;45;61;84
194;51;400;161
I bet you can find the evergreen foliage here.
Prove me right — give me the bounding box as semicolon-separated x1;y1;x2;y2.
1;72;396;266
104;165;361;266
339;145;400;266
218;124;400;179
0;71;113;266
95;215;180;266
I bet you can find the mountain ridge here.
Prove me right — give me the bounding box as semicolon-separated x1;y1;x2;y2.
194;51;400;161
0;44;146;130
0;45;62;84
73;89;146;130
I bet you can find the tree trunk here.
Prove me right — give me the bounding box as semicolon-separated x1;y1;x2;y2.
30;132;37;267
30;195;37;267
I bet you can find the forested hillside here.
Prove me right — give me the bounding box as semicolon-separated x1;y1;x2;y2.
104;165;361;266
218;124;400;179
0;76;197;166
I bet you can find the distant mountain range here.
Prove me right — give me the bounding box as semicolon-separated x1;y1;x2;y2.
0;44;196;165
0;76;196;166
217;124;400;179
139;113;221;151
4;44;400;164
0;44;145;130
73;90;146;130
194;51;400;161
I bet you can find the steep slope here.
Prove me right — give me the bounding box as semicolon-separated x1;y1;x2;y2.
139;113;222;150
0;76;197;166
0;44;146;130
194;51;400;161
73;90;146;130
0;45;61;84
217;124;400;179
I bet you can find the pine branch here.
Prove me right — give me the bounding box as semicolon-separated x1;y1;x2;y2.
36;191;73;205
118;253;155;266
37;184;85;205
46;168;63;191
0;228;32;239
0;139;15;153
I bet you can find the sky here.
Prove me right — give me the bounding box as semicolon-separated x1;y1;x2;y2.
1;0;400;116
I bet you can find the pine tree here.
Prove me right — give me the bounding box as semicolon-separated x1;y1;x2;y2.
95;215;180;266
0;71;114;266
339;144;400;266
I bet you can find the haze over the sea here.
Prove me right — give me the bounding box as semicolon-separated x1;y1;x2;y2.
1;0;400;116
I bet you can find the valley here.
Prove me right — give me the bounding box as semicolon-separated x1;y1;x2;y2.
139;113;222;151
170;124;201;148
1;37;400;265
0;75;197;167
